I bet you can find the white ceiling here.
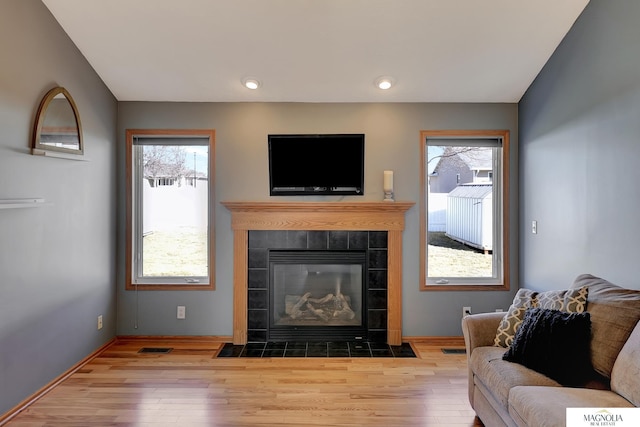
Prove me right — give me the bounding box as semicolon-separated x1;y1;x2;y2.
42;0;589;103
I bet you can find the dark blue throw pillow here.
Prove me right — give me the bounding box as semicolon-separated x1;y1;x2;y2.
502;307;593;386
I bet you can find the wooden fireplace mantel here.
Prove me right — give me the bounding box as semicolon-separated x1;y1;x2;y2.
221;201;414;345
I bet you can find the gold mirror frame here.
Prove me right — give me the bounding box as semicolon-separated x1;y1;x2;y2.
32;87;83;155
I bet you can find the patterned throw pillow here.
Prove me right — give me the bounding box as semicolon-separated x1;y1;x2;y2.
494;286;588;348
494;289;538;347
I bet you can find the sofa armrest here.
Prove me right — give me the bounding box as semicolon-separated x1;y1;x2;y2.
461;311;504;355
461;312;505;409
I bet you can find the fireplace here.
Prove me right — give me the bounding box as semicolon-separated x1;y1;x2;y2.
248;231;389;342
222;201;414;345
269;250;366;341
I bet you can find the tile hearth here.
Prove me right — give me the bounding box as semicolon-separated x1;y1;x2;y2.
217;341;416;358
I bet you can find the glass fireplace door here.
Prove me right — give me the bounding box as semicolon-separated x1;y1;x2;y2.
268;251;366;341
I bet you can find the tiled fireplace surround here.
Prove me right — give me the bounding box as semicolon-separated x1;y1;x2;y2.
222;202;414;346
247;229;388;343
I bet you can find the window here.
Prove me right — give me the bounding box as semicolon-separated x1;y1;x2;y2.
420;130;509;291
126;129;215;290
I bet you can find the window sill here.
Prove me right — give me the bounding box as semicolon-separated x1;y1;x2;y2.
421;282;509;291
126;283;214;291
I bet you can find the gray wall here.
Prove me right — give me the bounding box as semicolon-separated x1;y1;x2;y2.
116;102;519;338
520;0;640;290
0;0;117;415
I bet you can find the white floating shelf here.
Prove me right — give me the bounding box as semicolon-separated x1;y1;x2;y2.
0;198;51;209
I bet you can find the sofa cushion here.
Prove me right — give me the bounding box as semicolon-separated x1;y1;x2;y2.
494;286;588;348
503;308;593;386
571;274;640;378
509;386;634;427
470;346;560;412
611;321;640;406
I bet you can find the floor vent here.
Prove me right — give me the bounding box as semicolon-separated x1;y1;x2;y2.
441;348;466;354
139;347;173;354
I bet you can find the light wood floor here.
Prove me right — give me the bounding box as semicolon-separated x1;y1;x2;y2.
5;338;483;427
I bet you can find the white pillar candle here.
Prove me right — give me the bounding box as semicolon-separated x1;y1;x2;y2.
383;170;394;191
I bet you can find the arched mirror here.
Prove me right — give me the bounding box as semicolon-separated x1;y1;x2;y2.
32;87;83;155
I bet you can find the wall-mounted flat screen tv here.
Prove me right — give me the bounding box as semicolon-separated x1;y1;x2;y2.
268;134;364;196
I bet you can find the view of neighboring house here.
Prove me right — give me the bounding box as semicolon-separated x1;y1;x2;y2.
427;147;494;251
428;147;493;194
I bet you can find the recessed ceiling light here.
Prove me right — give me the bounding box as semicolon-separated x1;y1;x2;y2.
375;76;394;90
242;78;261;90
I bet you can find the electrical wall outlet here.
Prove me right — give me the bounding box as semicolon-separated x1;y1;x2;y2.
463;306;472;318
532;220;538;234
97;315;103;330
177;306;186;319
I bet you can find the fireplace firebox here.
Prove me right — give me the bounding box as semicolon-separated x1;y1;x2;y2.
269;250;366;341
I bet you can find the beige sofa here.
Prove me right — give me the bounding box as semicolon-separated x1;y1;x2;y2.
462;274;640;427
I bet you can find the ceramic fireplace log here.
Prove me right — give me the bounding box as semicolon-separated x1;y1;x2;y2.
286;292;355;322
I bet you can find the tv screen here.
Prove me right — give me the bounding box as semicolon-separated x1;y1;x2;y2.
268;134;364;196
